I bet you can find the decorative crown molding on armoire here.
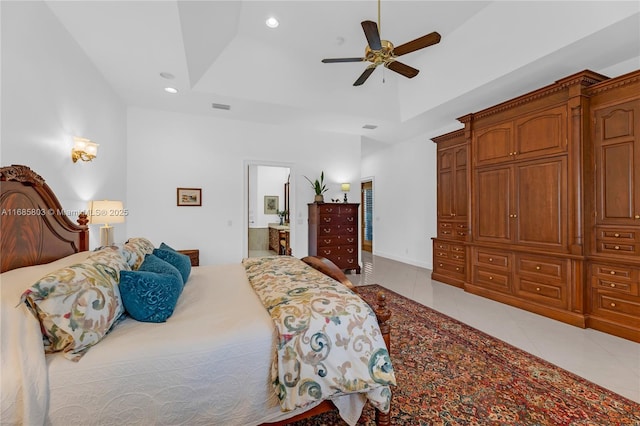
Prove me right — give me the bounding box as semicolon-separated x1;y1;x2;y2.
432;69;640;342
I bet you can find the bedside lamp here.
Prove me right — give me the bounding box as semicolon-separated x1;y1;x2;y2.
341;183;351;203
88;200;125;246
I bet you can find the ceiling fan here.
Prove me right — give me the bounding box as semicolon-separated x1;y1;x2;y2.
321;1;441;86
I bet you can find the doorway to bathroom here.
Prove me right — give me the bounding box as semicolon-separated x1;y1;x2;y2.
246;162;292;258
361;180;373;252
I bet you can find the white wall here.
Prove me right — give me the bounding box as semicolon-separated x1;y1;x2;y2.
1;1;127;248
126;107;360;265
361;135;438;269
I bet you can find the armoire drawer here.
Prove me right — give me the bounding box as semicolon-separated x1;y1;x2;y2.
591;291;640;323
516;255;566;282
516;277;566;307
475;250;510;269
435;261;465;279
591;263;639;296
473;266;511;293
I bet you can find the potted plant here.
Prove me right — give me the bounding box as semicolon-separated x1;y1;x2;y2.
304;171;329;203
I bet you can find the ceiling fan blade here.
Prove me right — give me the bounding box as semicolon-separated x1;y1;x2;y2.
361;20;382;50
385;61;420;78
321;57;365;63
354;66;377;86
393;32;441;57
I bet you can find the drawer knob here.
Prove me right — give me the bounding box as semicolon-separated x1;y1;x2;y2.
489;258;493;262
610;283;616;288
614;246;620;250
610;271;616;275
536;287;540;291
614;233;620;237
536;266;541;270
439;263;443;267
610;302;616;307
635;215;640;219
489;276;493;280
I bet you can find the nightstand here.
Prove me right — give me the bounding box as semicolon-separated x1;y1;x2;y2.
177;249;199;266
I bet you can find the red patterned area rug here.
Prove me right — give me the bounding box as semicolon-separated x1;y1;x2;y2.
290;284;640;425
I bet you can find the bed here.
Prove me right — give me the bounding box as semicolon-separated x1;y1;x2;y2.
0;165;395;426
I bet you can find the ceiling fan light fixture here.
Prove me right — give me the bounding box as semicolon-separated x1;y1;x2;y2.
265;16;279;28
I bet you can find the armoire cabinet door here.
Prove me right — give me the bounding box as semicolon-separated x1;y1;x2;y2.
475;157;567;249
514;105;568;160
594;99;640;226
438;144;468;220
475;166;513;243
437;149;454;220
515;157;568;249
474;123;513;167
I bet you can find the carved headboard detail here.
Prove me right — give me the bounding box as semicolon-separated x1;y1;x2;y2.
0;165;89;273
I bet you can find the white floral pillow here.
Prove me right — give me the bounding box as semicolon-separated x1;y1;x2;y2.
122;237;155;270
20;247;130;361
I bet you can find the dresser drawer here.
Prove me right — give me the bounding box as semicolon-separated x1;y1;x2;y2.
435;241;450;251
591;263;637;281
339;205;358;216
439;221;468;240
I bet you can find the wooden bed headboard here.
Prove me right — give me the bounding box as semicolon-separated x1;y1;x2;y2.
0;165;89;273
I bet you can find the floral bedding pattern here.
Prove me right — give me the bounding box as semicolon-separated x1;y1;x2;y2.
20;247;130;361
242;256;395;413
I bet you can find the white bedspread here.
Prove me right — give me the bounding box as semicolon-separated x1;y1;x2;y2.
1;254;365;425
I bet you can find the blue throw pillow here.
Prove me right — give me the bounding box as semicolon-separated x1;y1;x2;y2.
159;242;176;251
138;254;184;292
119;270;182;323
153;248;191;283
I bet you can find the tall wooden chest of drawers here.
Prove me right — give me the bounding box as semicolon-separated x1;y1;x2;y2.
308;203;360;273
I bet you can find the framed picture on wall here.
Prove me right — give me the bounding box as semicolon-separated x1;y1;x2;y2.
264;195;278;214
177;188;202;206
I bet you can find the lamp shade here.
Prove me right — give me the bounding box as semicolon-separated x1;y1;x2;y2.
341;183;351;192
88;200;125;225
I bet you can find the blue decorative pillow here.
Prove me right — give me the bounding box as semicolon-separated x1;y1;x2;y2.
138;254;184;292
119;270;182;323
153;248;191;284
159;242;176;251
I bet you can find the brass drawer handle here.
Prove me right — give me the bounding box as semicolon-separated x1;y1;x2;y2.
614;246;620;250
536;287;540;291
489;258;493;262
610;283;616;288
635;215;640;219
456;267;460;271
610;302;616;307
614;233;620;237
536;266;541;270
439;263;443;267
610;271;616;275
489;276;493;280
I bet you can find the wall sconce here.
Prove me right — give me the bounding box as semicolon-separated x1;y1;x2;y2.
87;200;125;246
341;183;351;203
71;137;99;163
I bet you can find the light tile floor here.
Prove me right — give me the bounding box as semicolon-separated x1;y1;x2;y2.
348;252;640;403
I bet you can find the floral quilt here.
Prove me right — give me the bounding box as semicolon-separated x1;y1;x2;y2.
242;256;395;413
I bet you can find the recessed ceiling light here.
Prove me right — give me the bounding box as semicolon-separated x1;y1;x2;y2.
265;16;279;28
164;87;178;94
159;72;175;79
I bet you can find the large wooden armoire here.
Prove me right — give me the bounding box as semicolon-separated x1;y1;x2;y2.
309;203;361;273
432;69;640;342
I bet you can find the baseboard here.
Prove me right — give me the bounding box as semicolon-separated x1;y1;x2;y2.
372;251;431;270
